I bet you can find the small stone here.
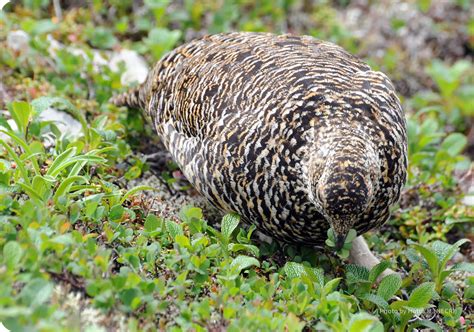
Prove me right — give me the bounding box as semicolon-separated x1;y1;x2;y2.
0;322;10;332
47;34;62;55
6;30;30;52
47;35;107;71
109;49;149;86
0;0;11;10
450;252;466;264
38;107;82;138
462;195;474;206
0;115;18;141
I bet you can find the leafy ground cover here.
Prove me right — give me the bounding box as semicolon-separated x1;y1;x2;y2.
0;1;473;331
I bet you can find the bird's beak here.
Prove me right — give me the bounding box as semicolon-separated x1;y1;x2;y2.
335;234;346;250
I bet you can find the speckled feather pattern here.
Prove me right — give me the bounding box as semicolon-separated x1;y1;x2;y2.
112;32;408;245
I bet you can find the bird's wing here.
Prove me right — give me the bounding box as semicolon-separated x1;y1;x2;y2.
159;120;236;212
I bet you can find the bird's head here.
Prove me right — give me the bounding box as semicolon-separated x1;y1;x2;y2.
307;132;380;250
315;168;373;249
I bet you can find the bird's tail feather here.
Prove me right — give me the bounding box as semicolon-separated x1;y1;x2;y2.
109;86;146;110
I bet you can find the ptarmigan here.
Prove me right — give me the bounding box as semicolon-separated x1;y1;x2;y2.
112;32;407;255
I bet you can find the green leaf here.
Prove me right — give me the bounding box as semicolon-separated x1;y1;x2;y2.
144;0;170;9
368;261;391;284
407;282;435;308
377;273;402;301
47;154;105;178
0;140;30;185
46;147;77;176
390;299;408;311
19;279;54;307
175;235;191;249
221;213;240;240
144;214;161;233
323;278;341;294
445;216;474;224
87;26;118;49
230;255;260;275
50;234;74;245
32;96;72;113
417;0;431;12
346;229;357;242
17;182;44;201
348;313;382;332
361;293;389;309
413;244;439;275
165;220;183;239
283;262;324;286
326;228;336;246
120;185;154;204
22;19;57;35
346;264;370;282
402;306;429;316
66;148;114;178
109;204;125;222
145;28;182;60
441;133;467;156
419;118;439;136
337;248;350;259
439;239;470;271
284;261;307;278
451;262;474;273
32;175;52;201
179;206;203;224
409;319;443;332
53;175;89;205
228;243;260;257
3;241;23;268
325;238;335;246
9;101;31;134
119;288;141;308
0;129;41;174
426;60;468;97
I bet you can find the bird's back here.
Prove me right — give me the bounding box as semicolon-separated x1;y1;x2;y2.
115;32;407;245
147;33;371;136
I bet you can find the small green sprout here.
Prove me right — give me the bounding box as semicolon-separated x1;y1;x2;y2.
326;228;357;258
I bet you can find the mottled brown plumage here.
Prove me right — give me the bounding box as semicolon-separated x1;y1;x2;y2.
112;32;408;246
